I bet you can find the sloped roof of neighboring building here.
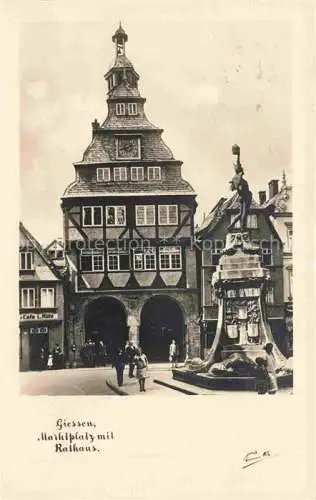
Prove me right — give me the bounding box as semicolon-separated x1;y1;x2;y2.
62;178;196;198
19;222;64;281
196;192;278;238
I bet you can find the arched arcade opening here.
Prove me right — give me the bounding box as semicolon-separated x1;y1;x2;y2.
139;296;185;362
84;297;128;359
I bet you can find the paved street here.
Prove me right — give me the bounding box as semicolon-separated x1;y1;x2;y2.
20;363;293;396
20;364;184;396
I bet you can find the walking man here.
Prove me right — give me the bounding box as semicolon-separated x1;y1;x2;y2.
112;347;125;387
125;340;136;378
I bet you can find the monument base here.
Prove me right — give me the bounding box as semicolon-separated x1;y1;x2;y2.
172;368;293;391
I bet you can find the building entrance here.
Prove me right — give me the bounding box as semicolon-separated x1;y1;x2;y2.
84;297;128;360
29;329;49;370
139;296;184;362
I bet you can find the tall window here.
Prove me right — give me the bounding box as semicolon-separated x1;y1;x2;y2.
286;226;293;252
97;168;110;182
21;288;35;308
131;166;144;181
159;247;182;270
107;249;130;271
261;241;272;266
148;166;161;181
135;205;155;226
133;248;156;270
288;269;293;299
114;167;127;181
80;250;104;272
82;206;103;227
106;206;126;226
20;252;34;271
266;286;274;304
40;288;55;308
158;205;178;225
116;103;126;115
128;103;137;115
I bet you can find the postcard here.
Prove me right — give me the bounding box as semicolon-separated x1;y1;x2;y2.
1;0;315;499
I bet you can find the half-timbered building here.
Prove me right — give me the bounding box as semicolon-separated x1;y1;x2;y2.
61;25;199;362
19;222;65;371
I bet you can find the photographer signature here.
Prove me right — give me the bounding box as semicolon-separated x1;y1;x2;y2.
242;449;278;469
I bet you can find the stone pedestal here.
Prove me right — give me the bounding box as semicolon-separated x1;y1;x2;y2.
209;232;286;368
172;231;291;389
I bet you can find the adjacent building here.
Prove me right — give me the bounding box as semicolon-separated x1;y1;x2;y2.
261;172;293;354
61;25;200;362
19;222;65;371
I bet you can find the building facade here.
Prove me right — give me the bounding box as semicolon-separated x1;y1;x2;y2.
261;173;293;355
61;25;199;362
196;189;287;359
19;223;65;371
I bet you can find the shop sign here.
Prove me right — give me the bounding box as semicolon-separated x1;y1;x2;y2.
30;327;49;334
20;312;58;322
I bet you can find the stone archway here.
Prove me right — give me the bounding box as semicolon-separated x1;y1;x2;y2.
139;296;185;362
84;297;128;359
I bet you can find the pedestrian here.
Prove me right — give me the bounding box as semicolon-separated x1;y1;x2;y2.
255;357;269;395
263;343;278;395
169;339;177;368
112;348;125;387
125;340;136;378
134;347;149;392
47;352;53;370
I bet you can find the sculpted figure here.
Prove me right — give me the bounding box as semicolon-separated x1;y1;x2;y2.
227;145;252;232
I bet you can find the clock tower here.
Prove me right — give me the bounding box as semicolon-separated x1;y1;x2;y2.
61;25;200;364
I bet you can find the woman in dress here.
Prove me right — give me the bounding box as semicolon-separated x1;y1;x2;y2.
134;348;149;392
263;343;278;395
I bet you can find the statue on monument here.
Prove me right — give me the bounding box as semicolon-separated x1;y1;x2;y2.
227;144;252;232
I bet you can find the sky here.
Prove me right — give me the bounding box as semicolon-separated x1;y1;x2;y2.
19;3;293;245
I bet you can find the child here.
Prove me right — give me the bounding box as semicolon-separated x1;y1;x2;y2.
255;357;269;395
47;353;53;370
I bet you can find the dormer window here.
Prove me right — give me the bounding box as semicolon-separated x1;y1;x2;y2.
97;168;110;182
148;166;161;181
128;103;137;115
116;103;126;115
20;251;34;271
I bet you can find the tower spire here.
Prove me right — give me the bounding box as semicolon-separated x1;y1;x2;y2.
112;22;128;56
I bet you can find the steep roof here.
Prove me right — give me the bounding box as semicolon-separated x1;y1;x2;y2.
19;222;64;280
76;132;174;165
196;192;275;238
62;178;196;198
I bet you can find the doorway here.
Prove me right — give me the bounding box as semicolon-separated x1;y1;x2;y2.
139;296;184;362
84;297;128;360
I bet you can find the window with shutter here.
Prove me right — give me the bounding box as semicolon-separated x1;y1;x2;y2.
148;166;161;181
21;288;35;308
116;103;126;115
114;167;127;181
158;205;178;225
136;205;155;226
97;168;110;182
82;206;103;227
131;167;144;181
41;288;55;308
